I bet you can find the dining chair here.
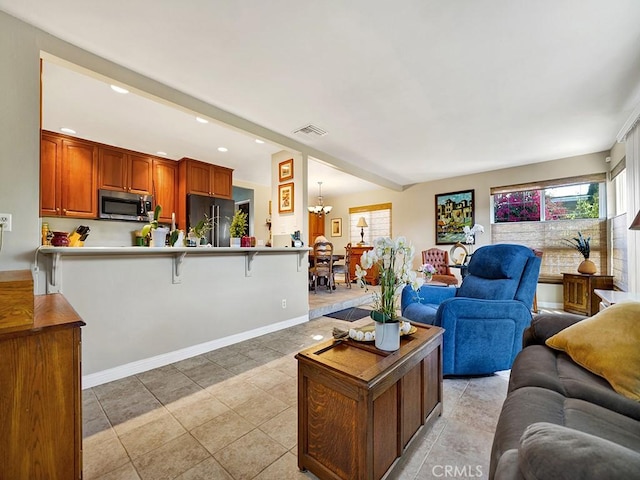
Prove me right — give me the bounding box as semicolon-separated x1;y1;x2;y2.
332;242;351;288
309;242;334;293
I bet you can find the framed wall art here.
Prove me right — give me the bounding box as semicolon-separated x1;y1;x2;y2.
435;189;474;245
331;218;342;237
278;158;294;182
278;182;294;213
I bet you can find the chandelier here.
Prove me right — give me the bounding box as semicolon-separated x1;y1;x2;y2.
308;181;332;215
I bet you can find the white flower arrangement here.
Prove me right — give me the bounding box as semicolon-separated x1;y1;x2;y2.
463;223;485;245
355;236;424;321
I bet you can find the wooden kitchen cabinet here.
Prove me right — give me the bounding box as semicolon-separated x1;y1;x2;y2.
349;245;379;285
40;133;62;217
41;131;98;218
563;273;614;316
308;212;325;246
98;146;153;195
178;157;233;199
212;165;233;198
153;158;178;224
0;287;85;480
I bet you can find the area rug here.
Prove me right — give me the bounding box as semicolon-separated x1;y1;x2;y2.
324;307;372;322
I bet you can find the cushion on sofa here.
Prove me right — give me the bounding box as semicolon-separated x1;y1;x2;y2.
545;302;640;401
489;386;640;479
508;345;640;421
518;422;640;480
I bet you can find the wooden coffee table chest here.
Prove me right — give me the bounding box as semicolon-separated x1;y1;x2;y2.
296;323;443;480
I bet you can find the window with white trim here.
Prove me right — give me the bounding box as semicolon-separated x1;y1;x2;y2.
349;203;391;245
491;174;607;281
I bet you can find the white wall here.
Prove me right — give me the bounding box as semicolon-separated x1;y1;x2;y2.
271;151;306;239
325;151;609;305
0;12;41;271
47;251;308;382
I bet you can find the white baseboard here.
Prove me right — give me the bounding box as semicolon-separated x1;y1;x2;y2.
82;314;309;389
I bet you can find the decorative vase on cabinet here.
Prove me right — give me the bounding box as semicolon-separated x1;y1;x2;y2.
374;317;400;351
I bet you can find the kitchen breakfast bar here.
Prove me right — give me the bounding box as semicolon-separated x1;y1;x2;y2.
38;246;310;388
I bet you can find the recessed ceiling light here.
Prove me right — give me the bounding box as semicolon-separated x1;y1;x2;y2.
217;147;228;152
60;127;76;134
110;85;129;94
196;116;209;124
156;151;167;156
255;139;265;144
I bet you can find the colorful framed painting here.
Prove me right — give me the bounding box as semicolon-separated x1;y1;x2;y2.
331;218;342;237
278;182;294;213
435;189;474;245
278;158;294;182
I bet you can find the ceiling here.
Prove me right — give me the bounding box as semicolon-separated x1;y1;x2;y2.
5;1;640;197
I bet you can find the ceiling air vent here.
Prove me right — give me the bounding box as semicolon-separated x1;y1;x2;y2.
293;124;328;136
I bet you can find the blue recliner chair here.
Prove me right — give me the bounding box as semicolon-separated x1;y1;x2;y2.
401;244;541;376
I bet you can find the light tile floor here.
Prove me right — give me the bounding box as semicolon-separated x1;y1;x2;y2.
83;284;509;480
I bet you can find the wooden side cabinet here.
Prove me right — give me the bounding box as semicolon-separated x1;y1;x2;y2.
296;324;443;480
563;273;614;316
349;246;379;285
0;292;85;480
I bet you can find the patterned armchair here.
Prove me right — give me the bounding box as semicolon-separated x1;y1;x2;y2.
422;248;459;286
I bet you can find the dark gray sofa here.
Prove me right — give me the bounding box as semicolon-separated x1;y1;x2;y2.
489;312;640;479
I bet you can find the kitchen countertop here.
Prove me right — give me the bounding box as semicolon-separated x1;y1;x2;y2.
37;245;312;293
37;245;311;255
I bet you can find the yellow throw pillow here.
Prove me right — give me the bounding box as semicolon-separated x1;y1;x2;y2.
546;302;640;402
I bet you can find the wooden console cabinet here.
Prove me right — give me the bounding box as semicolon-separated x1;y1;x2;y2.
296;323;443;480
563;273;614;316
0;287;85;480
348;245;379;285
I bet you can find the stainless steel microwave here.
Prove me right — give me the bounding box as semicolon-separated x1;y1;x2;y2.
98;190;153;221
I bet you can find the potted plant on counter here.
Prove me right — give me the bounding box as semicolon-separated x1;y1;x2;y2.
188;214;213;246
141;205;169;247
355;236;424;351
230;209;248;248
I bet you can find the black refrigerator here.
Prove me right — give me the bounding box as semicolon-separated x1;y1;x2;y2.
187;194;235;247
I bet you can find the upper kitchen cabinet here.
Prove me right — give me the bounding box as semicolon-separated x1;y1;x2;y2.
40;133;61;217
40;131;98;218
178;158;233;199
212;165;233;199
152;158;178;224
98;147;153;195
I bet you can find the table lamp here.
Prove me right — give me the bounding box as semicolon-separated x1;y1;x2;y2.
357;217;368;245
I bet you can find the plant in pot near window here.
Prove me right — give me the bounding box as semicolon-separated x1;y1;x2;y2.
355;236;424;351
229;209;248;248
564;231;595;274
